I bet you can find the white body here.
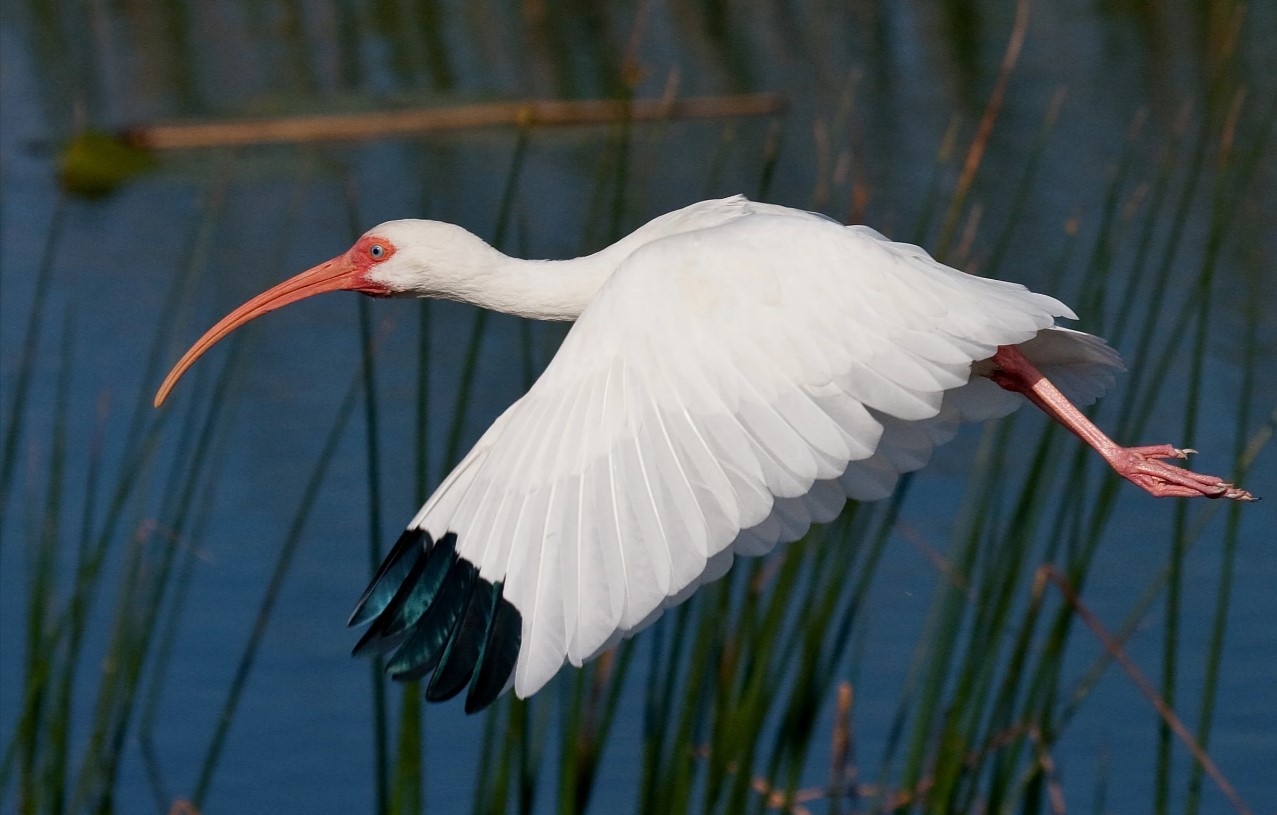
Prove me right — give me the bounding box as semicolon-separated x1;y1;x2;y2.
376;197;1122;697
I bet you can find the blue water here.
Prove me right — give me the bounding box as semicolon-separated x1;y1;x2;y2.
2;1;1274;812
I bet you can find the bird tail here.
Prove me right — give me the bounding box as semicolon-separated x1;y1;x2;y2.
948;325;1124;425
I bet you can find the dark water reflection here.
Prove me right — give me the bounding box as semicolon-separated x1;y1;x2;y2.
1;1;1274;812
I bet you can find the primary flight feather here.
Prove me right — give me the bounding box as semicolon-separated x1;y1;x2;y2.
155;196;1253;713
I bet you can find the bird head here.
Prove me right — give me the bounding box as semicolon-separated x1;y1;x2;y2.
152;219;497;408
357;220;505;300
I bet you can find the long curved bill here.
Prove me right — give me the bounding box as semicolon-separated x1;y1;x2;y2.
154;254;359;407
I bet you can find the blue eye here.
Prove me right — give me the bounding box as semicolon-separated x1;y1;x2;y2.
369;244;386;259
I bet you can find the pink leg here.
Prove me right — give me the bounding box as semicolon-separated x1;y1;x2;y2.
987;346;1255;501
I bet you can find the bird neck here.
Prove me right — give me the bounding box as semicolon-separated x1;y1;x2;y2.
458;249;616;322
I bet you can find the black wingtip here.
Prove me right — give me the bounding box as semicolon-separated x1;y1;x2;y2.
351;530;521;713
348;528;428;627
350;534;457;657
349;550;426;657
465;584;521;714
385;556;477;680
425;577;497;702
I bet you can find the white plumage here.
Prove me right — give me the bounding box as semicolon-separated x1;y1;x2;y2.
395;199;1118;695
155;195;1248;712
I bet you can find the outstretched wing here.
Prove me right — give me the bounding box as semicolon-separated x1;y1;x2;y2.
350;211;1119;709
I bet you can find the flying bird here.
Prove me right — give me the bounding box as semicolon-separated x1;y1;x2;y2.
155;196;1253;713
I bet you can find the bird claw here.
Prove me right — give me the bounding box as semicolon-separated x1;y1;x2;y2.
1109;445;1256;501
1125;444;1193;461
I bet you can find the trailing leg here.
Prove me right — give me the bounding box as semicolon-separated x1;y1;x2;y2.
986;345;1254;501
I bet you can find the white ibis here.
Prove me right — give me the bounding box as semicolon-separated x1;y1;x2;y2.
155;196;1253;713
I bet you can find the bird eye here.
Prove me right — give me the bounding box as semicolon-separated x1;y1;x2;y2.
369;243;386;259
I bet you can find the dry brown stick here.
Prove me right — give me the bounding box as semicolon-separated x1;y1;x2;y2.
936;0;1031;255
125;93;788;150
828;681;855;815
954;0;1030;203
691;683;878;814
1038;565;1253;815
1026;725;1068;815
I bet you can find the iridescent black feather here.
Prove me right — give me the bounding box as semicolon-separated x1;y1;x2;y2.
347;528;426;627
466;588;520;713
349;530;522;713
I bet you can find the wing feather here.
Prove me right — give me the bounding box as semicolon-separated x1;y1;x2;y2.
642;369;741;544
360;202;1124;702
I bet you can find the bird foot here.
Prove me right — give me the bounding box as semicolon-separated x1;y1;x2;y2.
1106;445;1256;501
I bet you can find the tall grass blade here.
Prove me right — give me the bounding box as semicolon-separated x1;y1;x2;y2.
0;194;67;550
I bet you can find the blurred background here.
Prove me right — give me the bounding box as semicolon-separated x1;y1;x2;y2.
1;0;1274;813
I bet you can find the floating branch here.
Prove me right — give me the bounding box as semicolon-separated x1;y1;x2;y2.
124;93;788;150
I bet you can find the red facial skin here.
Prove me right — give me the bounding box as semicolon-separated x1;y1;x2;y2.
346;236;397;296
